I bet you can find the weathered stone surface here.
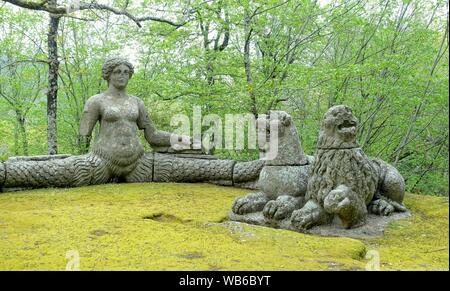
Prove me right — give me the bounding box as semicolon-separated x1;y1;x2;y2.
2;154;109;189
7;154;72;162
153;153;235;183
232;192;269;215
229;210;411;239
371;158;406;204
259;165;309;199
261;111;308;166
263;195;305;221
233;160;266;183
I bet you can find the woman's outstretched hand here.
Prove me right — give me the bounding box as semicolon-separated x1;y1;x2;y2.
153;134;215;155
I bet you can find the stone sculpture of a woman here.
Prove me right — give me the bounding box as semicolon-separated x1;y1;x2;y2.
78;56;190;180
0;56;264;191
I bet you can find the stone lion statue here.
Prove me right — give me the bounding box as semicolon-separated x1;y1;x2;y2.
290;105;407;230
231;111;311;221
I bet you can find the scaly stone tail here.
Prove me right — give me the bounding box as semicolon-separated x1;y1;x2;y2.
151;153;264;189
0;153;265;191
0;154;110;191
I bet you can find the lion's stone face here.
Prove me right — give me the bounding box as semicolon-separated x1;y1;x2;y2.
262;111;292;136
258;110;308;165
318;105;359;149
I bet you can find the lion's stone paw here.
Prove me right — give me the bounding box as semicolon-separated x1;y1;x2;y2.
263;197;297;221
232;192;269;215
368;199;395;216
290;209;316;230
291;200;329;231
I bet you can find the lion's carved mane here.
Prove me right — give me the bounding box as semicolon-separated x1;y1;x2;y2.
306;148;378;206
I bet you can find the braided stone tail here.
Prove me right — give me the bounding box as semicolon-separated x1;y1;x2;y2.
1;154;110;190
230;159;265;189
125;152;154;183
152;153;264;188
233;160;265;183
153;153;235;183
0;152;265;191
71;154;110;186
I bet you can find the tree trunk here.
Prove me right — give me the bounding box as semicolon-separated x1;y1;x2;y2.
244;18;257;118
47;13;60;155
17;114;28;156
13;121;19;156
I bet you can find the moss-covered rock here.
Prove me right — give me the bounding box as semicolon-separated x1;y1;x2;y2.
0;183;447;270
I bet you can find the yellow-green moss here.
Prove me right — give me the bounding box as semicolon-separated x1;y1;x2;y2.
364;194;449;271
0;183;447;270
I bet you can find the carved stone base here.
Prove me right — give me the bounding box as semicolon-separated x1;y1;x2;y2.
228;211;411;239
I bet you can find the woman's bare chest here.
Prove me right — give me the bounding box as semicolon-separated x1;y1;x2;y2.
100;96;139;122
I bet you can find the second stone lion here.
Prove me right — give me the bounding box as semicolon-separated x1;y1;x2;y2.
230;105;407;232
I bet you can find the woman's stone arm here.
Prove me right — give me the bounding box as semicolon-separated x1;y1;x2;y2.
78;96;100;153
137;99;190;150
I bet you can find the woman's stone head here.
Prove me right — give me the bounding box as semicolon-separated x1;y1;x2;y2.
102;56;135;86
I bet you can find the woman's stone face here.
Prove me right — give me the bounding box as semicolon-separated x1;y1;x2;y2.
109;64;130;89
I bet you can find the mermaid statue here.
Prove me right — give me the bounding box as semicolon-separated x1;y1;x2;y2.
0;56;264;191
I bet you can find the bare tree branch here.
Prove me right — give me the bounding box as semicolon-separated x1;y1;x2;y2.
0;59;49;70
1;0;187;28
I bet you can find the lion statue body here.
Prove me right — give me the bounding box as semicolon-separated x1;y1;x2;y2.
290;105;407;230
231;111;312;221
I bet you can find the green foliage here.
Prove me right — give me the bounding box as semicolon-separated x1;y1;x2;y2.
0;0;448;195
